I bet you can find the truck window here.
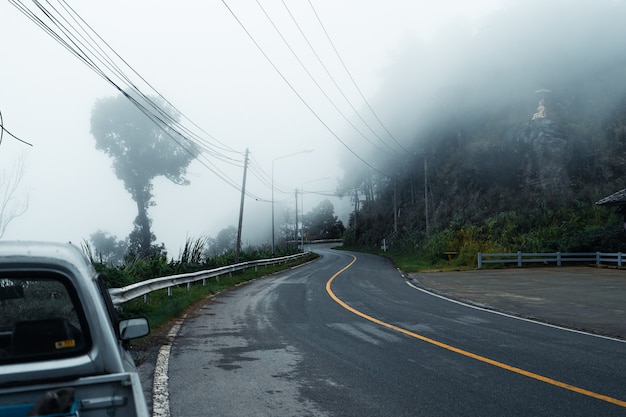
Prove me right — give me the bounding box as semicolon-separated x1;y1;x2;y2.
0;273;91;363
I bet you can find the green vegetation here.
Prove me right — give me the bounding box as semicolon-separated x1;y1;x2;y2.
345;204;624;273
302;199;345;240
338;77;626;268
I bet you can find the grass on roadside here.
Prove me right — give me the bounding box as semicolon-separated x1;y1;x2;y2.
336;245;469;273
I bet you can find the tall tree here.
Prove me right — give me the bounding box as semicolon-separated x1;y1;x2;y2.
205;226;238;257
304;199;345;240
90;93;200;257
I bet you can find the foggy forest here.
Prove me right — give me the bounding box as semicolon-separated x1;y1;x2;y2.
336;0;626;264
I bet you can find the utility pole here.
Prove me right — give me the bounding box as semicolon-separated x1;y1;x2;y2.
300;190;304;250
294;188;298;250
353;187;359;242
393;176;398;233
424;153;429;236
235;148;249;263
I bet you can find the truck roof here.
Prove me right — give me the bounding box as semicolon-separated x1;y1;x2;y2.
0;241;96;278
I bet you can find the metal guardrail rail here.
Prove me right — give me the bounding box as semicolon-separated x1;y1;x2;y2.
477;251;625;269
109;252;309;306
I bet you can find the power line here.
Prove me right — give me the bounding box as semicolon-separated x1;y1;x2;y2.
0;111;34;148
279;0;404;157
10;0;245;162
56;0;241;157
10;0;249;191
255;0;398;158
221;0;390;178
306;0;411;155
0;126;33;148
247;154;294;195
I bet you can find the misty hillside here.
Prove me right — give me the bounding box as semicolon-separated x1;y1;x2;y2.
339;0;626;256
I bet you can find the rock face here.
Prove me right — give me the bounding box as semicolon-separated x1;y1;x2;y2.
508;117;572;198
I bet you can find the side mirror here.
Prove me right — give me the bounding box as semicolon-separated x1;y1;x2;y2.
119;318;150;341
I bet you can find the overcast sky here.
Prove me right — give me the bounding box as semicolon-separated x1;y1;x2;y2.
1;0;509;254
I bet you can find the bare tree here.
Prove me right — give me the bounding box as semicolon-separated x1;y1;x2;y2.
0;156;28;238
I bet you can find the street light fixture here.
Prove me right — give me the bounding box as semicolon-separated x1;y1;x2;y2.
272;149;313;256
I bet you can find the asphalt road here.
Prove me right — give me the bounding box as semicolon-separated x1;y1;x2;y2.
154;246;626;416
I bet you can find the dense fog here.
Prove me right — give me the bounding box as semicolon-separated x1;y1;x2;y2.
1;0;624;255
338;0;626;181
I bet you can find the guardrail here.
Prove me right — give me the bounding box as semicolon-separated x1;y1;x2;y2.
477;251;625;269
109;252;310;306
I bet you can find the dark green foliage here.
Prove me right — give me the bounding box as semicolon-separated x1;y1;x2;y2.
303;199;345;240
369;202;626;271
341;77;626;267
179;236;207;264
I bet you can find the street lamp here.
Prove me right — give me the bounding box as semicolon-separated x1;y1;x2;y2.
272;149;313;256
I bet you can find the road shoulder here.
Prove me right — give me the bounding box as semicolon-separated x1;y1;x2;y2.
407;266;626;340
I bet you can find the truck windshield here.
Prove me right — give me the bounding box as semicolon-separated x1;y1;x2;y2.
0;273;90;363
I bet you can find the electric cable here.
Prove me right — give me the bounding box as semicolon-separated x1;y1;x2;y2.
11;0;244;165
10;0;248;191
221;0;391;179
57;0;241;158
280;0;404;157
255;0;397;157
306;0;411;155
247;160;292;195
0;111;34;148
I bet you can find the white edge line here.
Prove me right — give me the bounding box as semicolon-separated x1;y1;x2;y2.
150;257;319;416
152;315;187;417
399;270;625;344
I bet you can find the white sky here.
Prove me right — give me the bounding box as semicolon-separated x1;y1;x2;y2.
0;0;503;255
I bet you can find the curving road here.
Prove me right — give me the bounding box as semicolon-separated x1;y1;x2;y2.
165;245;626;416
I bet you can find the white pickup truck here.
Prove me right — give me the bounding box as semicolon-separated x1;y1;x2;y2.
0;241;150;417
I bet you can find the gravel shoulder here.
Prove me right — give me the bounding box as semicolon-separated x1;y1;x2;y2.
408;266;626;339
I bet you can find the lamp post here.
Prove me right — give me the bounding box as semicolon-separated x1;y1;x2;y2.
272;149;313;256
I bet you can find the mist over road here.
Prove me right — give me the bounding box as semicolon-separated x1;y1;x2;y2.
166;245;626;416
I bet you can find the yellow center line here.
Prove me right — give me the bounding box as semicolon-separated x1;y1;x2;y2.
325;255;626;409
